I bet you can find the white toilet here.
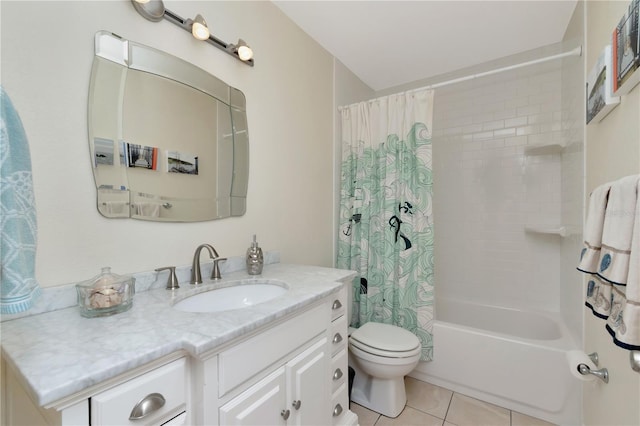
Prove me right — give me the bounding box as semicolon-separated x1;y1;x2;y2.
348;321;421;418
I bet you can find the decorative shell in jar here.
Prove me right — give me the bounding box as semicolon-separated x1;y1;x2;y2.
76;267;135;318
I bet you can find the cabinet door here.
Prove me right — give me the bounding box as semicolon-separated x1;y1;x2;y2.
219;367;287;426
287;338;329;426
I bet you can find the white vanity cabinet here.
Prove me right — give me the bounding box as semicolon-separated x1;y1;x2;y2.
2;355;188;426
212;298;334;425
209;288;355;426
2;279;357;426
328;285;349;424
219;337;328;425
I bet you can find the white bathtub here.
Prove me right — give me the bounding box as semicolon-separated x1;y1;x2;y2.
411;298;581;425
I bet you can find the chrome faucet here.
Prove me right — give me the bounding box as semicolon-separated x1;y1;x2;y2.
190;243;226;284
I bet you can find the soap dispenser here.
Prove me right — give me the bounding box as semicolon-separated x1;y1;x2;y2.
246;234;264;275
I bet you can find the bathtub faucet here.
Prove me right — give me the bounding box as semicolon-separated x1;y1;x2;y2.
577;363;609;383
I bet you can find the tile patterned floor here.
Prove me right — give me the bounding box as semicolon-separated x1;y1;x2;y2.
351;377;556;426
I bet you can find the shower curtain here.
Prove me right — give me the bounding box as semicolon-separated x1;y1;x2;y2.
337;89;435;361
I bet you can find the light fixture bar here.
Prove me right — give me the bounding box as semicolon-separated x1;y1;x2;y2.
131;0;254;67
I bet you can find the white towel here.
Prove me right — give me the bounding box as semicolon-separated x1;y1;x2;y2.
102;201;128;217
577;183;611;274
132;202;160;218
598;175;639;285
606;176;640;350
585;275;613;319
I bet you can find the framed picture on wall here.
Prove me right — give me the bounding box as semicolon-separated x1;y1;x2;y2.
93;138;114;167
612;0;640;95
127;143;159;170
586;45;620;124
167;150;199;175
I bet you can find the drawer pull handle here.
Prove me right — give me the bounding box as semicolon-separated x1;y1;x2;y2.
333;403;343;417
281;409;290;420
333;368;343;380
332;300;342;310
129;392;166;420
292;399;302;410
333;333;343;344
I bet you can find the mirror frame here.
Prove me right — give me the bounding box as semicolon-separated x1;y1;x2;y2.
88;31;248;221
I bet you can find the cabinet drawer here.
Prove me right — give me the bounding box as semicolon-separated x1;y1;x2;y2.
219;302;329;396
91;358;187;426
330;314;347;356
330;382;349;425
330;348;347;395
330;286;347;321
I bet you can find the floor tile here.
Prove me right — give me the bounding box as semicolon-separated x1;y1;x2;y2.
375;406;444;426
445;393;510;426
350;402;380;426
405;377;453;419
512;411;557;426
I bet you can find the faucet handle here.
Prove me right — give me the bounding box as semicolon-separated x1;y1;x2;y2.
155;266;179;290
211;258;227;280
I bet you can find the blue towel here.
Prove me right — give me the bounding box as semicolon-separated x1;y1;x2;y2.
1;86;41;314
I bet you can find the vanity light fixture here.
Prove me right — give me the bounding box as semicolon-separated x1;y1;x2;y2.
233;39;254;62
130;0;254;66
191;14;210;41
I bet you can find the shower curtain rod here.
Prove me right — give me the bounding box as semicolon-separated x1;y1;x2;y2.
338;45;582;111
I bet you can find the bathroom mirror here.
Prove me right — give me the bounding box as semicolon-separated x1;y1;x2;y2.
88;31;248;221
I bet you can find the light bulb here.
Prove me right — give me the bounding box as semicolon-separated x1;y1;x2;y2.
237;44;253;61
191;14;210;41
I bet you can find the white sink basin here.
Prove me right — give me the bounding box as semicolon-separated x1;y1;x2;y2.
173;280;288;313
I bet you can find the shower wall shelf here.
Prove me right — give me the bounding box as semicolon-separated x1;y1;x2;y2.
524;143;565;156
525;225;579;237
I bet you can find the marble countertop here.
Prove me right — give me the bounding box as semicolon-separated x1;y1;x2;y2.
0;263;355;407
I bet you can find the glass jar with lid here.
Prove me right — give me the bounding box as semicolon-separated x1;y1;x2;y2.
76;267;135;317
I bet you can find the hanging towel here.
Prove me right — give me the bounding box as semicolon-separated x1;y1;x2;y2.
605;176;640;350
577;183;611;275
0;87;41;314
597;175;639;285
132;202;160;218
102;201;129;217
585;275;613;319
578;174;640;351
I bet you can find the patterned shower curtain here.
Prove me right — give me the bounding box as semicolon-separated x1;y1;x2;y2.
336;89;435;361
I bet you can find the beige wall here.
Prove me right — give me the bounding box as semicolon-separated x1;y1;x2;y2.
584;1;640;425
1;1;334;287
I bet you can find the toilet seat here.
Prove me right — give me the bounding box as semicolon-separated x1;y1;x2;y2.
349;322;421;358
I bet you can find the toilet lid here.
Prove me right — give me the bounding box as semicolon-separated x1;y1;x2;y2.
349;322;420;352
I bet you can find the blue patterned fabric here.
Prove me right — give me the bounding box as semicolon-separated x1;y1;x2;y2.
1;87;40;314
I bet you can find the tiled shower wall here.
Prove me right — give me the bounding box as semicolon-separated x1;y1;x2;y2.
432;49;583;327
560;40;585;344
